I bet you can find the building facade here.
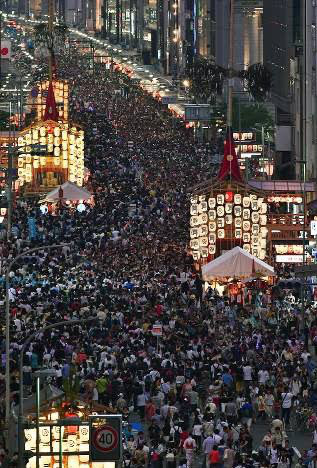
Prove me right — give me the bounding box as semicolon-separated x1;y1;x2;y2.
263;0;317;180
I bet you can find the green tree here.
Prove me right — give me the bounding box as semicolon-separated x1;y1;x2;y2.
232;100;274;133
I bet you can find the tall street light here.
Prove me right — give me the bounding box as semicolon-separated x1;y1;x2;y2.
5;243;70;425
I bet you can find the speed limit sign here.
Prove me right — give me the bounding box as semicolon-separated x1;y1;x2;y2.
90;415;122;461
93;425;118;452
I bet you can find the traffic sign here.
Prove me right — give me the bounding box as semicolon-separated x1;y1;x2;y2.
90;415;122;462
152;324;163;336
93;425;118;452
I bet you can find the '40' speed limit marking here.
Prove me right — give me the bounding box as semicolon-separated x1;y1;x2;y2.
93;425;118;452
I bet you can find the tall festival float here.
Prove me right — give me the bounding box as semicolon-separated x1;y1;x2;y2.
189;130;270;297
18;80;84;192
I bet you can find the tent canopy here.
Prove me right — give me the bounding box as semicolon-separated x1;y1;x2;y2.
202;246;275;281
43;181;92;202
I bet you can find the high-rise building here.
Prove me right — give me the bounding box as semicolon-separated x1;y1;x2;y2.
215;0;263;72
263;0;317;180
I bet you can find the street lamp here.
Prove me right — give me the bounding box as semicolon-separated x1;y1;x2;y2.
18;316;98;468
5;243;70;425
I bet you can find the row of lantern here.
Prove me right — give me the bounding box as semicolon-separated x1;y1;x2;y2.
190;192;268;260
190;200;267;216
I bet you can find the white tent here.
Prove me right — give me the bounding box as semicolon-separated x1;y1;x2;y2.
43;181;92;202
202;246;275;281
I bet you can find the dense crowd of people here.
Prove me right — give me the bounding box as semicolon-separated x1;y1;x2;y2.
1;41;317;468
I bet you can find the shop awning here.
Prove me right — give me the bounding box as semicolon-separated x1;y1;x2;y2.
202;246;275;281
248;180;317;192
42;181;92;202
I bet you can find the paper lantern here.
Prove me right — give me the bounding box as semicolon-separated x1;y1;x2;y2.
54;137;60;146
218;229;225;238
225;215;232;225
25;428;36;445
190;228;199;238
243;244;251;252
225;203;233;214
235;218;242;227
251;201;258;211
243;233;250;243
208;210;216;220
190;204;198;216
40;427;50;444
200;201;208;213
52;426;64;440
191;196;198;204
18;168;25;177
259;250;266;260
40;157;46;166
62;130;68;140
209;221;216;232
243;197;250;207
67;435;78;452
47;134;53;144
54;127;60;136
217;206;225;217
192;251;200;260
234;206;242;217
199;237;208;247
54;158;61;166
190;216;199;227
252;248;258;257
25;133;32;145
62;141;68;151
252;224;260;235
209;245;216;255
235;229;242;239
217;218;224;228
18;136;24;146
261;227;268;237
252;212;260;223
251;235;259;245
260;239;267;248
54;147;60;157
243;209;250;220
199;225;208;236
190;239;199;250
234;194;241;204
200;213;208;224
33;160;39;168
250;194;257;202
260;203;268;214
48;144;53;153
217;194;224;205
209;233;216;244
243;221;250;231
201;247;208;258
40;137;46;145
